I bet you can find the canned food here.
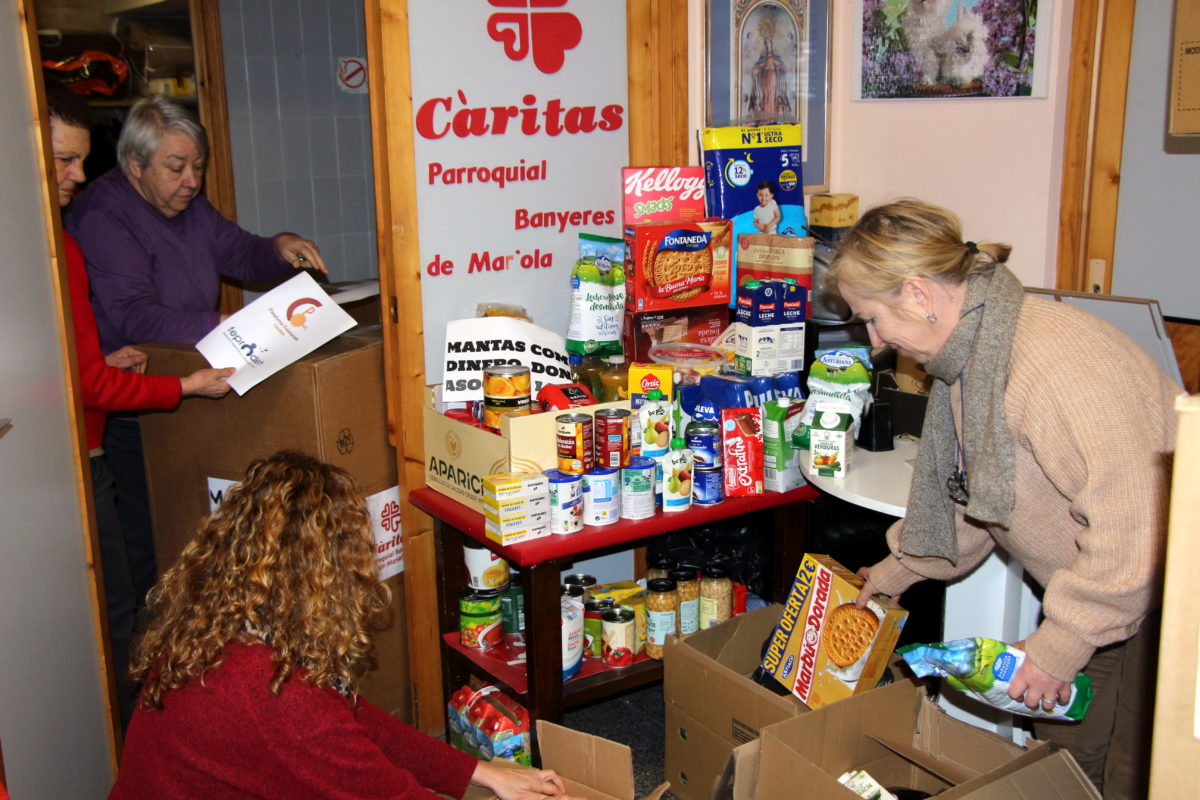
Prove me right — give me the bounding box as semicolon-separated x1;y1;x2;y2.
583;598;615;657
555;413;594;474
693;467;725;506
601;607;637;668
562;598;584;681
619;456;656;520
562;583;585;600
582;467;620;526
562;573;596;600
500;583;525;635
593;407;631;468
482;365;532;430
685;418;722;468
459;587;503;650
462;538;510;591
544;469;583;533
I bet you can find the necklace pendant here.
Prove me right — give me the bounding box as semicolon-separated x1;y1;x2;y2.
946;471;969;505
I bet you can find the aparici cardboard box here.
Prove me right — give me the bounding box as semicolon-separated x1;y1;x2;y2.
761;554;907;710
463;721;670;800
138;326;411;720
662;605;808;800
730;680;1099;800
423;388;627;514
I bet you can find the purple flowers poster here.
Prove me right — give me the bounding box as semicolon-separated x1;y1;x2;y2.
857;0;1049;99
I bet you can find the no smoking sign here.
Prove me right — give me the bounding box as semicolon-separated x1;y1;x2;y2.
337;57;368;94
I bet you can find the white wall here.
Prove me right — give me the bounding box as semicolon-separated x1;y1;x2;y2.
826;1;1075;289
1112;1;1200;320
0;2;112;793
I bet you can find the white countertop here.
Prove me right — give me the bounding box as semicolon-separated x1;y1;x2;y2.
804;435;918;517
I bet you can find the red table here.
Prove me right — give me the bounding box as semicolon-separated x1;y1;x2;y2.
410;484;818;763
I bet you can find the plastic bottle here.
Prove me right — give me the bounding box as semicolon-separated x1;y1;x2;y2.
570;354;603;397
595;355;628;402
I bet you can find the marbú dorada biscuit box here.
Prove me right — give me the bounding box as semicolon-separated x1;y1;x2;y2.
759;554;907;710
423;386;627;514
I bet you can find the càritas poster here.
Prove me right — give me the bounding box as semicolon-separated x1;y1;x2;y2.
408;1;629;383
195;272;356;395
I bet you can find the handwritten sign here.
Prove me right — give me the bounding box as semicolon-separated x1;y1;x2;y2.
195;272;355;395
409;1;629;383
441;316;571;403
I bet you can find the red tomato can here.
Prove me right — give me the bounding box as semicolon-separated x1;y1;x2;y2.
593;407;631;469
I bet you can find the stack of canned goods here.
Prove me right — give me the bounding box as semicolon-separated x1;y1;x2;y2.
458;540;514;652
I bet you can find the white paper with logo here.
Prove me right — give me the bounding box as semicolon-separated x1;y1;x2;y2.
195;272;356;395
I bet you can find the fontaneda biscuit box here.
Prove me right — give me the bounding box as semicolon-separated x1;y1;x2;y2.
760;554;907;709
624;218;732;312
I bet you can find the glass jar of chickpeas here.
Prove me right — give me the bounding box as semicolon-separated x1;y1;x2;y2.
670;567;700;636
699;566;732;630
646;555;676;582
645;578;678;659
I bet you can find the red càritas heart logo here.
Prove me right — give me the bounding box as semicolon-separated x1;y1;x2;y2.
487;0;583;75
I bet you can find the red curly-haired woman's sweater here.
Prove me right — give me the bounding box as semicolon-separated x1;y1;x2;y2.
110;643;477;800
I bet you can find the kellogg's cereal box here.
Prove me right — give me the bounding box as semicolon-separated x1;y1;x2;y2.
624;219;733;313
621;166;707;226
760;554;907;709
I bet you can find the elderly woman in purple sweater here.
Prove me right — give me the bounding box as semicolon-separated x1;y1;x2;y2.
64;95;329;621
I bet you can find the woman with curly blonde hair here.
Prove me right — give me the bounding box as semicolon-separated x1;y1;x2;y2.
111;451;580;800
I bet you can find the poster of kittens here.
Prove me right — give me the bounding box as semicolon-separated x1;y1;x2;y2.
857;0;1048;99
706;0;831;190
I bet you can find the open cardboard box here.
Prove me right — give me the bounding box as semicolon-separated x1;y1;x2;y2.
462;721;669;800
724;680;1098;800
423;386;628;513
662;605;809;800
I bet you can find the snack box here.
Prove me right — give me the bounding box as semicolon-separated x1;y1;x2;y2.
624;218;733;313
760;554;907;710
621;166;707;226
722;408;764;497
624;306;729;362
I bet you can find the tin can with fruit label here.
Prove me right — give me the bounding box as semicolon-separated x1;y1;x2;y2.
601;607;637;668
693;467;725;506
544;469;583;533
619;456;656;520
459;587;503;650
593;407;631;468
482;365;532;430
555;412;594;474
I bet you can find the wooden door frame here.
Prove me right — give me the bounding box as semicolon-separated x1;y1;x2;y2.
1057;0;1136;293
365;0;689;732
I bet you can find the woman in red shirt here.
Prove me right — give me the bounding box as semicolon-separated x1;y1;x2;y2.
110;451;579;800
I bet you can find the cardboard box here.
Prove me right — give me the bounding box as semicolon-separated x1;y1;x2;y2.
624;218;733;313
734;234;814;292
760;554;907;709
1170;0;1200;136
423;390;628;513
662;605;809;800
742;681;1099;800
138;327;411;719
463;720;669;800
621;166;707;226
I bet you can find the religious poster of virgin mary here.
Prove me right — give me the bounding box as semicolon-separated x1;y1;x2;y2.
856;0;1049;99
707;0;830;191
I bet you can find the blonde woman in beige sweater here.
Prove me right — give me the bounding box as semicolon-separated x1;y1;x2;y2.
831;199;1179;800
